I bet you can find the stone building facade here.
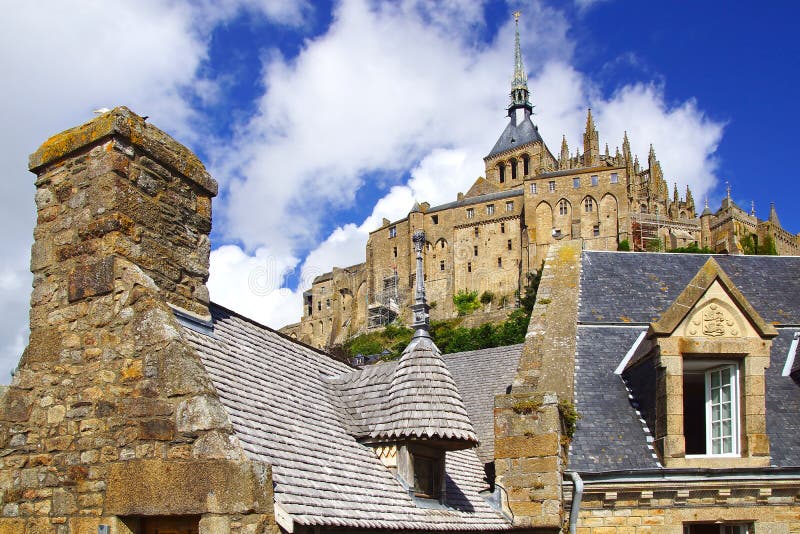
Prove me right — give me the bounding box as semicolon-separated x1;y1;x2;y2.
281;19;800;350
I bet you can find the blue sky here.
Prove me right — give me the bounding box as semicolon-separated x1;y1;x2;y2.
0;0;798;382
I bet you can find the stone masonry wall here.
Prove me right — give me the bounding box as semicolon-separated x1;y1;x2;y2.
493;240;583;529
0;108;276;533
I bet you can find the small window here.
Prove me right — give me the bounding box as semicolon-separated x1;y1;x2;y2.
510;159;517;180
500;222;505;234
683;363;739;456
523;155;530;176
466;208;474;219
506;201;514;212
593;224;600;237
573;177;580;188
413;454;442;499
474;227;479;237
467;262;472;273
326;299;330;309
530;183;537;194
317;301;321;311
549;180;556;192
559;200;569;216
440;240;446;249
507;239;512;250
473;246;478;257
498;163;505;183
497;257;502;268
393;246;397;258
432;214;439;224
591;175;599;186
439;260;445;271
584;198;594;213
389;226;397;238
610;172;619;184
487;204;495;215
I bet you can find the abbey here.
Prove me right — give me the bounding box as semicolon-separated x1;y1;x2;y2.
281;18;800;350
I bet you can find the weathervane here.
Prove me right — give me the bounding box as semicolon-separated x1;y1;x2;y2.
513;10;521;22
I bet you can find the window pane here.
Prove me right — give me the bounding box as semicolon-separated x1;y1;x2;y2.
711;371;720;388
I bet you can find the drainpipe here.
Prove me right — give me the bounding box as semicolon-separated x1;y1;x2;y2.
566;471;584;534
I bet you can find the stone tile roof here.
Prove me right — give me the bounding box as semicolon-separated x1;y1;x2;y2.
183;304;510;531
579;252;800;325
570;251;800;473
444;344;523;463
486;117;543;158
369;337;478;444
570;326;660;472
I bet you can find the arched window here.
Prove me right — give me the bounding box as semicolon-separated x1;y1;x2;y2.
522;154;530;176
559;200;569;216
584;198;594;213
510;158;517;180
498;163;506;183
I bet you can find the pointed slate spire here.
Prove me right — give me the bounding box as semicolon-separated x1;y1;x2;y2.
508;11;532;117
369;230;478;449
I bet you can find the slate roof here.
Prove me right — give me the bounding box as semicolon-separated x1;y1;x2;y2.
486;116;543;158
444;344;523;463
183;304;510;531
570;251;800;473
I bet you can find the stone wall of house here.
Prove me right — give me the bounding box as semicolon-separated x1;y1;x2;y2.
0;108;276;533
572;486;800;533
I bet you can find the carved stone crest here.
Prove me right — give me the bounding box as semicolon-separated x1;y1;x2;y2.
688;303;738;337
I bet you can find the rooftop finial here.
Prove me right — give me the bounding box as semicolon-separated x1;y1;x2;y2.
411;230;430;339
508;11;532;117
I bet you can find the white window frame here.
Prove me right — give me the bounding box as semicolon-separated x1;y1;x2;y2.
685;361;740;458
549;180;556;192
466;208;474;219
610;172;619;184
486;204;495;215
389;226;397;238
506;201;514;212
530;183;537;194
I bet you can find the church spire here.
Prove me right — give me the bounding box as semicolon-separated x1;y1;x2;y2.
508;11;532;120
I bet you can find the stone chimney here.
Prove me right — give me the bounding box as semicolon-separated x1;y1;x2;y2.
0;108;275;532
28;106;216;322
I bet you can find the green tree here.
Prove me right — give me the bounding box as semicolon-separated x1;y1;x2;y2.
617;239;631;251
453;290;480;316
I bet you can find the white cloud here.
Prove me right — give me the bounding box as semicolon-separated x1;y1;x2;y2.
208;245;302;327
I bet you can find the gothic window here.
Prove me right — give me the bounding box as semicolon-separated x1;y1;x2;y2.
498;163;505;183
573;177;580;188
510;158;517;180
389;226;397;238
549;180;556;192
683;362;739;456
530;183;537;194
523;154;530;176
591;175;599;186
506;201;514;212
584;198;594;213
559;200;569;216
466;208;474;219
610;172;619;184
487;204;495;215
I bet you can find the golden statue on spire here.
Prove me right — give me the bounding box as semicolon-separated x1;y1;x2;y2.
513;10;521;23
